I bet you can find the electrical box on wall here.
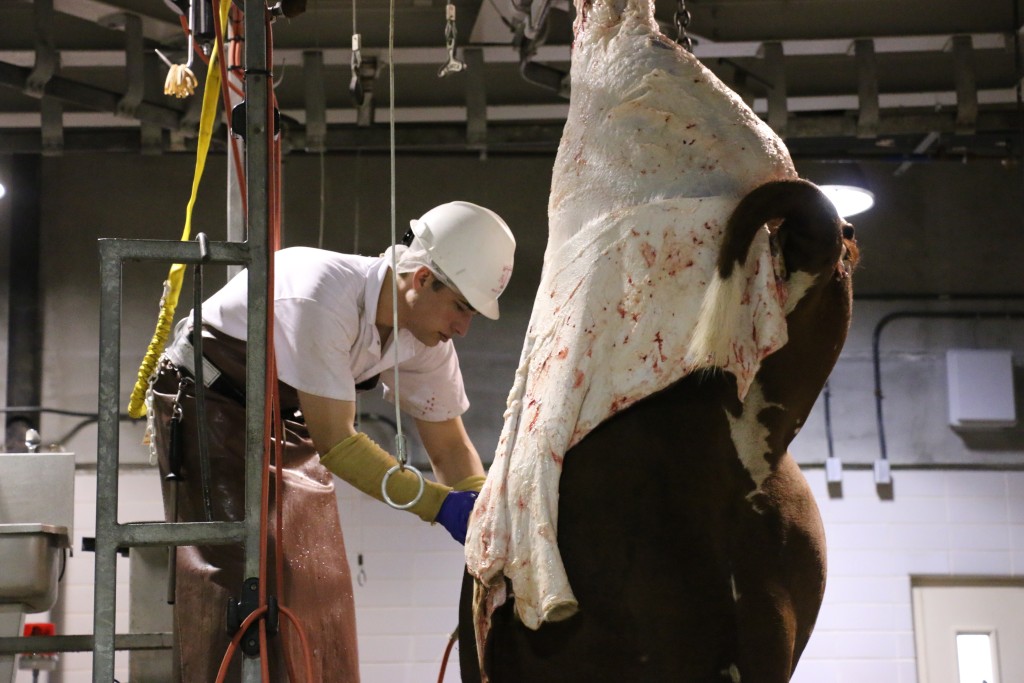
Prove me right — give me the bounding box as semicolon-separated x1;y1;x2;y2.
946;349;1017;428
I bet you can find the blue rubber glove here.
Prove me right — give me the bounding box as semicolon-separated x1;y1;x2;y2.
435;490;479;544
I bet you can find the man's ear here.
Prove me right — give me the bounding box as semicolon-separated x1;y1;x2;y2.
412;266;432;290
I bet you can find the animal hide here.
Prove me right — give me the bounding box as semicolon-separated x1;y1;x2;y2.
465;0;799;640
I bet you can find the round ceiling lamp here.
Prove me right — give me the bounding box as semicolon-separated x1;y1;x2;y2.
818;183;875;218
0;181;6;200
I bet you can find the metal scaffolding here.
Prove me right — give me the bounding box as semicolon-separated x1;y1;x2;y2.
0;2;273;679
93;237;267;681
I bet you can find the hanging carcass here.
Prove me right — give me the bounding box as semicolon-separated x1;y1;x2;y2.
460;0;859;680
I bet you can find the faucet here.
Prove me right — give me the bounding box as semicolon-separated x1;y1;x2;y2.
25;428;41;453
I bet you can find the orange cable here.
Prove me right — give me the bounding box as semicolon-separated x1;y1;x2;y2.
215;604;316;683
265;48;300;678
210;6;314;679
437;631;458;682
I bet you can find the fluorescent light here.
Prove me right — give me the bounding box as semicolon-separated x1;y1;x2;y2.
0;181;6;200
819;184;875;218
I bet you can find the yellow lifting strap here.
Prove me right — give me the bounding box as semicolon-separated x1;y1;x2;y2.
126;1;230;419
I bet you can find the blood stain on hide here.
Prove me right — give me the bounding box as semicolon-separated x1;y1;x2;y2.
654;332;667;361
640;242;657;267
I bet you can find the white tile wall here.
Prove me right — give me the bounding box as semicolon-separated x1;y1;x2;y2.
13;467;1023;683
793;468;1024;683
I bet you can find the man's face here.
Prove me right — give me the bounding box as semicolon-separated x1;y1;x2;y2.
406;269;477;346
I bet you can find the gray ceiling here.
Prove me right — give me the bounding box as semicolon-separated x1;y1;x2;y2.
2;0;1023;160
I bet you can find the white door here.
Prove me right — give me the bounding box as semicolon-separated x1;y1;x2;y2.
912;579;1024;683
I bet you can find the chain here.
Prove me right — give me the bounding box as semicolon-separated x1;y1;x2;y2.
438;1;466;77
673;0;692;53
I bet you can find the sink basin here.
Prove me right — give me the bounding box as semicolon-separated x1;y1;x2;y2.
0;523;70;613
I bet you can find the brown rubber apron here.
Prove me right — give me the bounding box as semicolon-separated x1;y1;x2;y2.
151;328;359;682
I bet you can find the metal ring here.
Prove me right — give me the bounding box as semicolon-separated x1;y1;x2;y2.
381;463;425;510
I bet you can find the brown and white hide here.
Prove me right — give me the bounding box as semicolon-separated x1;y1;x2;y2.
462;0;858;679
467;0;796;632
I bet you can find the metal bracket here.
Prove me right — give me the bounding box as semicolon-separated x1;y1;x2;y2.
141;51;165;154
225;577;278;657
464;48;487;148
854;39;879;139
26;0;59;98
40;96;63;156
100;12;146;118
760;41;787;137
950;34;977;135
303;50;327;152
519;60;570;99
355;57;378;128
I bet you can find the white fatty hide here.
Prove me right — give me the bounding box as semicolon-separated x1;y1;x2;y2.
465;0;799;637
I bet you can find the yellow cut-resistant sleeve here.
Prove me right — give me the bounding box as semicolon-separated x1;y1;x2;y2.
452;474;486;492
321;433;451;523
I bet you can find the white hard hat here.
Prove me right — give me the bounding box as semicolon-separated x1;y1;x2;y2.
409;201;516;320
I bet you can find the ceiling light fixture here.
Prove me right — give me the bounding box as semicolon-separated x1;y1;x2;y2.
819;183;875;218
0;181;6;200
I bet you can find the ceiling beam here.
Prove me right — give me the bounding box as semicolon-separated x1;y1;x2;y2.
0;84;1020;131
16;0;184;45
0;60;187;130
0;32;1009;69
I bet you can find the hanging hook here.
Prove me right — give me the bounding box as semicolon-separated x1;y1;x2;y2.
380;432;425;509
350;33;365;105
154;49;175;69
184;13;195;70
438;1;466;77
159;1;199;98
356;554;367;586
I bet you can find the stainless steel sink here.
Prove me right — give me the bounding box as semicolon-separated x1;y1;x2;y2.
0;523;70;613
0;453;76;614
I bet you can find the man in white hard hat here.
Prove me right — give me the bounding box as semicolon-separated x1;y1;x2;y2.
147;201;515;682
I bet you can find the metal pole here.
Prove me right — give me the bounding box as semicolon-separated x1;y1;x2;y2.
91;240;124;682
242;1;270;680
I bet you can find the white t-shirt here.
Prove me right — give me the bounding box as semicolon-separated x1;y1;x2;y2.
198;246;469;422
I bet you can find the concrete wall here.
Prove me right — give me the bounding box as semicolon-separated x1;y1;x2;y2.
1;150;1022;681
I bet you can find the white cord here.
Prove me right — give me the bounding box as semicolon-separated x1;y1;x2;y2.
387;0;407;466
379;0;425;511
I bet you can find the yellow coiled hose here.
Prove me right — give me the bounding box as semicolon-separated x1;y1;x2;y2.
127;1;229;419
